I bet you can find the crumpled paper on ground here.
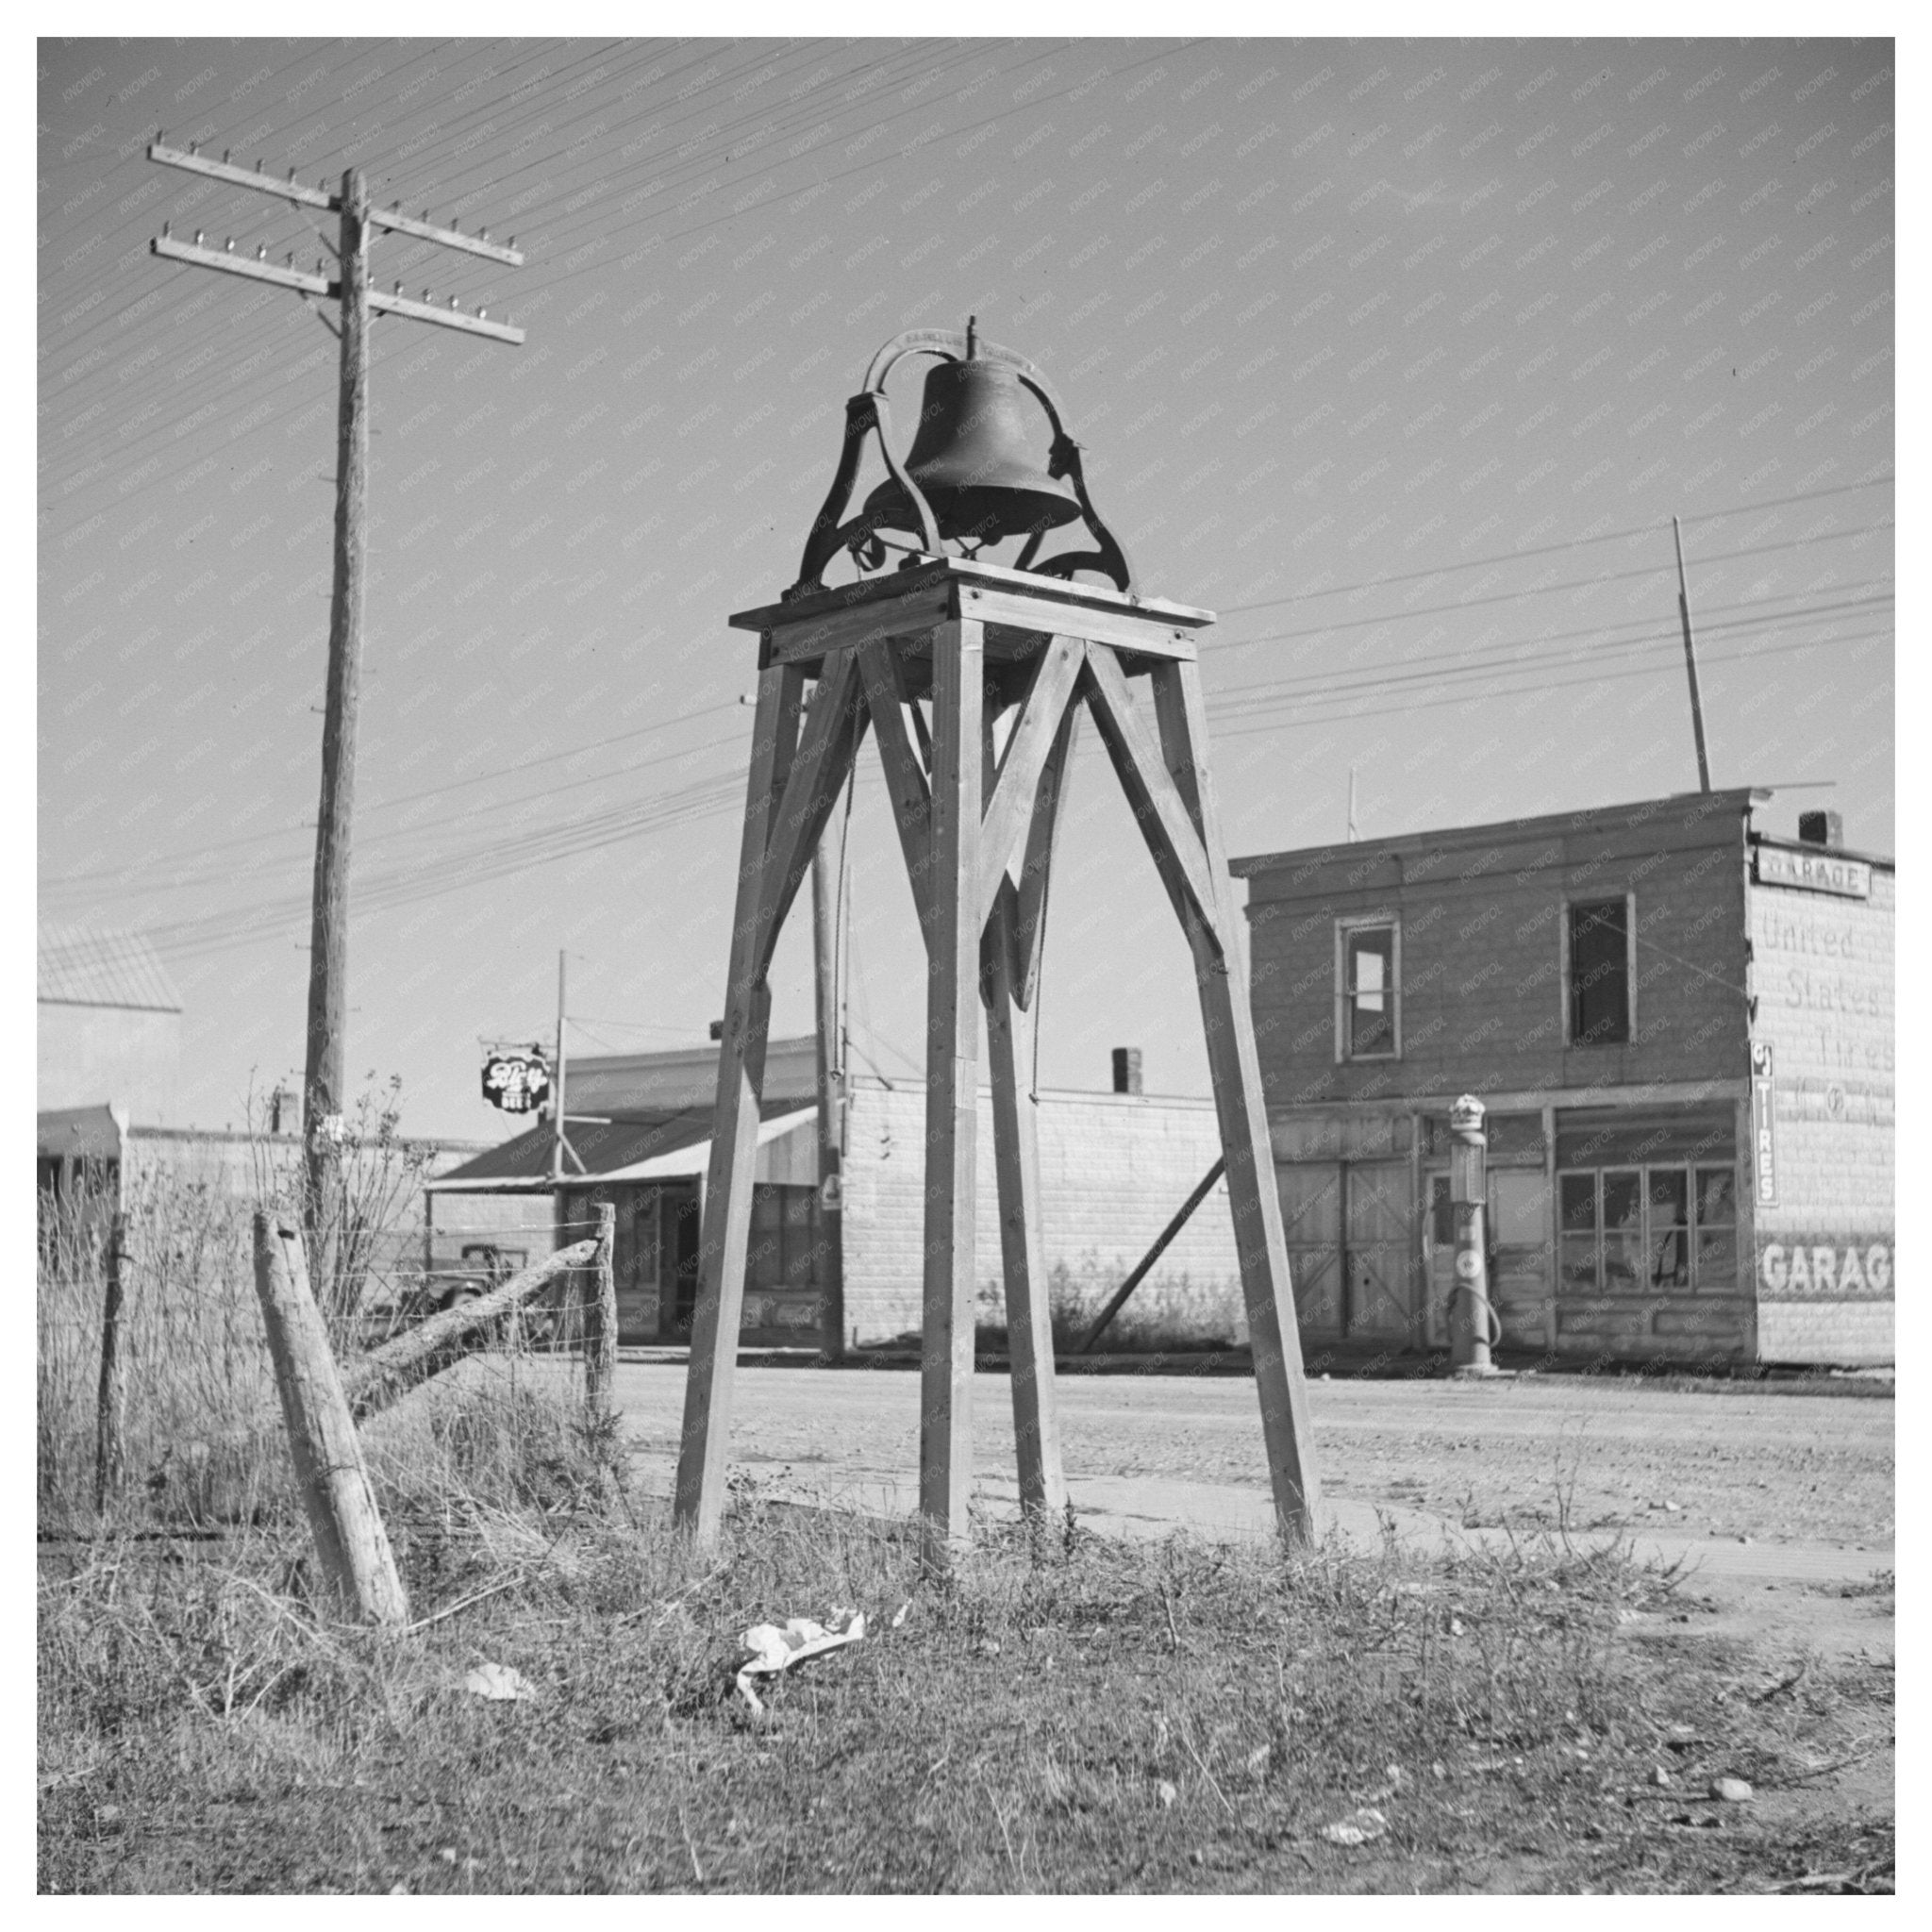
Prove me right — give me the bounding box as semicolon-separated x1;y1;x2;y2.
464;1661;539;1702
1319;1806;1390;1846
735;1608;866;1712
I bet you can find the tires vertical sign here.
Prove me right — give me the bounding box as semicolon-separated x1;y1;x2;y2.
1749;1041;1777;1207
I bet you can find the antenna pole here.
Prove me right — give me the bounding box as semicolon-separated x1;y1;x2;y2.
1673;515;1714;794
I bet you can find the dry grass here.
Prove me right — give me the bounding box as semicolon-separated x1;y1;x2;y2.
38;1171;284;1529
976;1255;1248;1354
39;1491;1893;1894
38;1168;1891;1894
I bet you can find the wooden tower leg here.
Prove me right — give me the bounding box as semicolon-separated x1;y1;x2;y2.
1150;658;1323;1542
981;690;1078;1525
673;662;804;1541
984;884;1068;1523
919;618;984;1560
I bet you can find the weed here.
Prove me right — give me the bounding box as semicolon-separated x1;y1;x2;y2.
37;1497;1893;1893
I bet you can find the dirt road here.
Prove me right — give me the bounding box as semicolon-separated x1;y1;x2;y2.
612;1362;1892;1574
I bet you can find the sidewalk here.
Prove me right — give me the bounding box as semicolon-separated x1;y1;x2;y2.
623;1453;1893;1587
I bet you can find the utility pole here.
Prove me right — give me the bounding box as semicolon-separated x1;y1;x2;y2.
1672;514;1714;795
145;140;525;1299
551;950;573;1255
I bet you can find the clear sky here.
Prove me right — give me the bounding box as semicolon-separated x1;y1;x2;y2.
37;31;1894;1140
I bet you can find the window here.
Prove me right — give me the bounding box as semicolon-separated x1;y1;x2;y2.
1568;897;1630;1044
1339;921;1399;1059
748;1184;820;1293
1557;1162;1737;1293
1694;1166;1736;1287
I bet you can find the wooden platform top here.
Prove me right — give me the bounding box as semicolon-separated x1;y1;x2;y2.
729;555;1216;636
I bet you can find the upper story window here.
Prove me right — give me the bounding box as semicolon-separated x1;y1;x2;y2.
1567;896;1631;1045
1339;920;1399;1060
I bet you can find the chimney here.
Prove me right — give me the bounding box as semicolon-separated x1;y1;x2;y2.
1798;808;1843;851
1111;1047;1142;1096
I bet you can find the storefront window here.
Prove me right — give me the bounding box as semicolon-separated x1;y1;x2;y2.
1601;1170;1642;1288
1558;1162;1738;1293
1559;1174;1598;1290
749;1184;820;1292
1647;1169;1690;1287
1695;1166;1737;1289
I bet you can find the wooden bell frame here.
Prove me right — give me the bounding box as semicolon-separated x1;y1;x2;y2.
673;547;1325;1560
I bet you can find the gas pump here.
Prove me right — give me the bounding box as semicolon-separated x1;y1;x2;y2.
1448;1095;1505;1376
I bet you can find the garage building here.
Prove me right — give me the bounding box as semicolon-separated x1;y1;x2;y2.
1229;788;1892;1369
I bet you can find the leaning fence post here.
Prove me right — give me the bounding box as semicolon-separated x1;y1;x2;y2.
251;1211;408;1624
93;1211;127;1515
584;1202;618;1424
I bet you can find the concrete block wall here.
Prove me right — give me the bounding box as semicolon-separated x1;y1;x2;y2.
1747;860;1894;1363
839;1078;1244;1348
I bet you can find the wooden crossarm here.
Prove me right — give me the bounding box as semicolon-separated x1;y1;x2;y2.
151;234;525;341
974;636;1085;932
1081;646;1224;956
751;651;869;983
857;640;936;941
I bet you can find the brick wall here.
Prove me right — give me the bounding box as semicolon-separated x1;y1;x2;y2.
839;1078;1244;1348
1238;792;1753;1108
1747;858;1894;1363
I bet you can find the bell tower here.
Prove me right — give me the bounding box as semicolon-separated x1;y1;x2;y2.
673;325;1323;1560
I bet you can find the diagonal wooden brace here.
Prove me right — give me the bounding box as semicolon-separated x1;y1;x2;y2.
857;640;936;941
975;635;1086;930
751;650;870;983
1081;644;1224;958
1008;703;1079;1010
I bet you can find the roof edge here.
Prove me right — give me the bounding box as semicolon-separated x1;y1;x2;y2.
1230;787;1770;878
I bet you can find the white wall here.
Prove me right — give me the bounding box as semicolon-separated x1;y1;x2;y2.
839;1078;1244;1348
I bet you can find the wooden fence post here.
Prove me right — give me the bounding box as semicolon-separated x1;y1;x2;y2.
251;1212;408;1624
584;1202;618;1423
93;1211;127;1515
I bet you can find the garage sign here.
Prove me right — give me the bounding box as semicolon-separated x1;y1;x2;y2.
482;1049;551;1114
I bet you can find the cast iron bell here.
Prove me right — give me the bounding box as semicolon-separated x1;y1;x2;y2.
859;346;1082;545
790;321;1135;598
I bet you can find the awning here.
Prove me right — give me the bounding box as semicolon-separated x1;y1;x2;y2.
426;1102;816;1192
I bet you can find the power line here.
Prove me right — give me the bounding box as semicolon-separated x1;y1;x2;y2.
1214;524;1894;650
1213;476;1895;619
42;697;746;891
1208;626;1891;743
1206;586;1894;708
45;564;1891;919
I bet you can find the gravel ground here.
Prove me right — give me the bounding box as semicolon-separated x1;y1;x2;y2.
611;1362;1893;1555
